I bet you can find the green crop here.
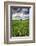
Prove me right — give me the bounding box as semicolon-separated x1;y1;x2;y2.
11;19;29;37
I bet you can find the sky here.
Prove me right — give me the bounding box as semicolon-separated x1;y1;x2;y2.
11;7;31;20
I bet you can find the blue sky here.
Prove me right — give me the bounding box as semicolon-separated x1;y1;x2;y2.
12;7;30;15
11;7;31;20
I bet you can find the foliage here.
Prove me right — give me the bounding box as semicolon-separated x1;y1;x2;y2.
11;19;29;37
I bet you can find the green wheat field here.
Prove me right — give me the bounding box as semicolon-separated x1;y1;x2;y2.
11;19;29;37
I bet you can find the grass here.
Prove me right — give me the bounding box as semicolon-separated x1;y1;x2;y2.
11;19;29;37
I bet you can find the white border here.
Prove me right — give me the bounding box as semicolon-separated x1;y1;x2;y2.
8;4;33;42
